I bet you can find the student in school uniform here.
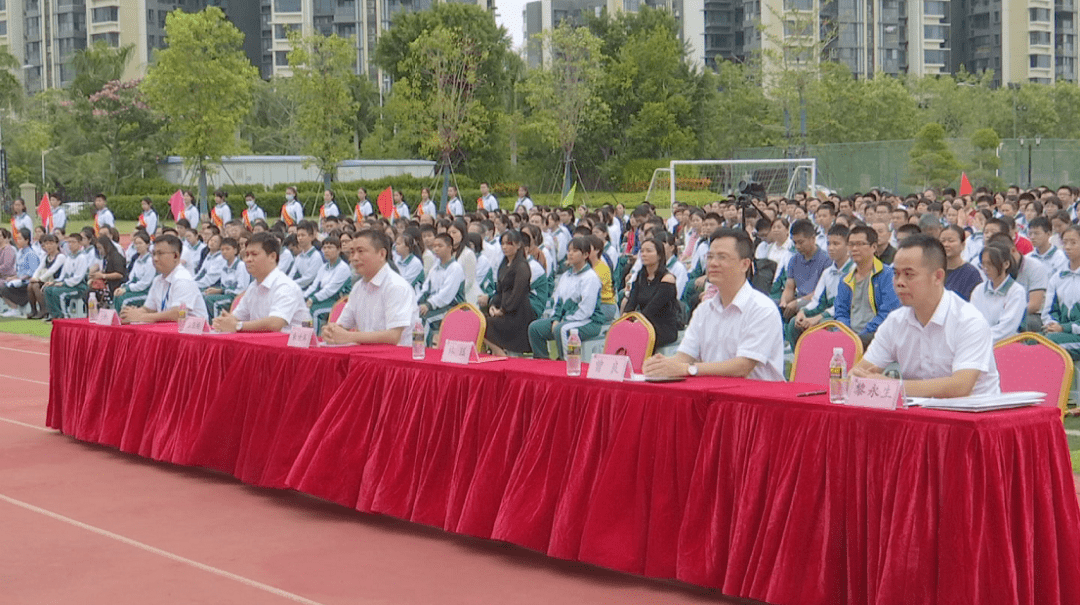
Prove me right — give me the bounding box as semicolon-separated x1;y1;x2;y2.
280;186;305;228
416;233;466;345
120;234;207;324
210;190;232;229
180;228;205;272
522;226;552;318
181;191;200;227
213;232;310;332
305;236;352;333
446;185;465;218
92;193;115;236
467;233;496;305
416;188;437;220
970;243;1026;343
242;192;266;230
194;233;226;291
41;232;91;320
137;198;158;237
319;189;340;222
26;234;65;319
354;187;374;221
393;189;411;222
0;228;40;316
113;232;155;312
202;237;250;318
10;198;33;234
394;231;426;294
278;233;297;275
527;236;604;360
289;221;323;290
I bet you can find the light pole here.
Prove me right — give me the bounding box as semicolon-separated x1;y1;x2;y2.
1018;137;1041;189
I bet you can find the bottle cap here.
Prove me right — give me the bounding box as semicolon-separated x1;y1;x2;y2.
833;347;843;354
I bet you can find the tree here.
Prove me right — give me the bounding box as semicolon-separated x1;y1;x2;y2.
240;78;301;155
286;31;359;188
142;7;257;213
523;22;607;197
70;42;135;101
969;128;1004;190
82;79;165;193
908;123;960;189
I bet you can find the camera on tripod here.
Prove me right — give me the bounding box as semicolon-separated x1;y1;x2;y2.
735;180;767;207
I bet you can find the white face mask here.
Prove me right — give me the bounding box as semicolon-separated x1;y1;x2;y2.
286;194;295;202
247;199;256;207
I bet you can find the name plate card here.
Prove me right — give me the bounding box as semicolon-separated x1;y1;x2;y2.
586;354;632;382
846;376;903;410
287;326;318;348
179;316;211;335
92;309;121;326
441;340;479;365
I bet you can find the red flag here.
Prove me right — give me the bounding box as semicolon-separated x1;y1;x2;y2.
36;193;52;231
959;172;973;196
168;189;185;221
376;187;394;218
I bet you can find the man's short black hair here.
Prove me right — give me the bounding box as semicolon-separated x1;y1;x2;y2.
827;224;849;239
896;223;921;240
790;219;817;240
848;225;878;245
296;220;317;236
249;231;281;262
709;227;754;260
896;233;947;271
1028;216;1052;233
155;233;183;254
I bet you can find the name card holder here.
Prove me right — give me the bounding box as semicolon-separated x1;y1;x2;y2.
287;325;318;348
586;353;633;382
92;309;121;326
846;376;904;410
179;316;212;335
441;340;480;364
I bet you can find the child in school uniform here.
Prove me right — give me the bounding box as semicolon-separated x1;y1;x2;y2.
202;237;250;318
113;232;155;312
395;232;426;295
417;233;466;345
305;237;352;333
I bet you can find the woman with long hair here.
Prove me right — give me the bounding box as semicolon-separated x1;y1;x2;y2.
484;229;535;355
622;236;681;348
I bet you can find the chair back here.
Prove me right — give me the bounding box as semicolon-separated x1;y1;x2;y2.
790;320;862;384
437;303;486;351
229;292;245;313
994;332;1072;417
328;298;348;324
603;312;656;373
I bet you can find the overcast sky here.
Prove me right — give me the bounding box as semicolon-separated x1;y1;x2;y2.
495;0;526;51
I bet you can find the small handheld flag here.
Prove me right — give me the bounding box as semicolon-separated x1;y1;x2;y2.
37;193;52;231
376;187;394;218
959;172;973;196
168;189;185;221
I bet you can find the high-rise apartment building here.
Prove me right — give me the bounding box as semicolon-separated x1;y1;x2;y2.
952;0;1075;85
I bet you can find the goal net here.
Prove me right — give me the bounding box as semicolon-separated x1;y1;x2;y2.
645;159;818;211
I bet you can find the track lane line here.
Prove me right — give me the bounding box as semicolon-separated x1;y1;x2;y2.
0;373;47;385
0;416;52;432
0;493;329;605
0;345;49;357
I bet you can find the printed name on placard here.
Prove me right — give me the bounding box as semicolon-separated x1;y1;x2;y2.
586;353;632;382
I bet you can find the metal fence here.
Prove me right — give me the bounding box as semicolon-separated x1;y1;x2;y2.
734;138;1080;195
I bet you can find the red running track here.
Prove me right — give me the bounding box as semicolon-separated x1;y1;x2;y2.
0;332;759;605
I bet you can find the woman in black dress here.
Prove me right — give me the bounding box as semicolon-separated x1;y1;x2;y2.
622;236;680;348
484;229;536;355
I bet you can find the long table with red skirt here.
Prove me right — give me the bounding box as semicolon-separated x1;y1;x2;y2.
47;319;1080;605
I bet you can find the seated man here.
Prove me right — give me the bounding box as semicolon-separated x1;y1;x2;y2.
852;234;1000;397
643;228;785;381
321;229;420;346
786;224;852;345
834;225;901;347
120;234;208;324
42;232;91;320
213;232;310;332
528;236;604;360
779;218;832;319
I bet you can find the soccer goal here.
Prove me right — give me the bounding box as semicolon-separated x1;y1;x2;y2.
646;158;818;212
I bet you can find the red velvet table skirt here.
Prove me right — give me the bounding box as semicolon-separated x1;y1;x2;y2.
47;320;1080;605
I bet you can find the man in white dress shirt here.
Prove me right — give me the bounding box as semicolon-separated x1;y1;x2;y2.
213;232;310;332
120;234;207;323
853;234;1000;397
644;228;786;381
322;229;420;346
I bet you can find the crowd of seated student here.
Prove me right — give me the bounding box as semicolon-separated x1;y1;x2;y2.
23;183;1080;397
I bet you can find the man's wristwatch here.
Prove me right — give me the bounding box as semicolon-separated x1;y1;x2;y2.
235;321;244;333
687;363;698;377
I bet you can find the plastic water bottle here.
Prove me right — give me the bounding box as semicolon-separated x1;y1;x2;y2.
87;295;98;320
829;347;847;404
566;329;582;376
412;320;425;360
177;303;187;323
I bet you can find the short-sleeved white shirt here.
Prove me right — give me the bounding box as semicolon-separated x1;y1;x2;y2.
863;290;1001;396
677;279;786;382
142;265;207;319
338;262;420;346
232;267;310;329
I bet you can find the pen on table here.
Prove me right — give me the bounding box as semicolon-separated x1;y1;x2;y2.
796;390;828;397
